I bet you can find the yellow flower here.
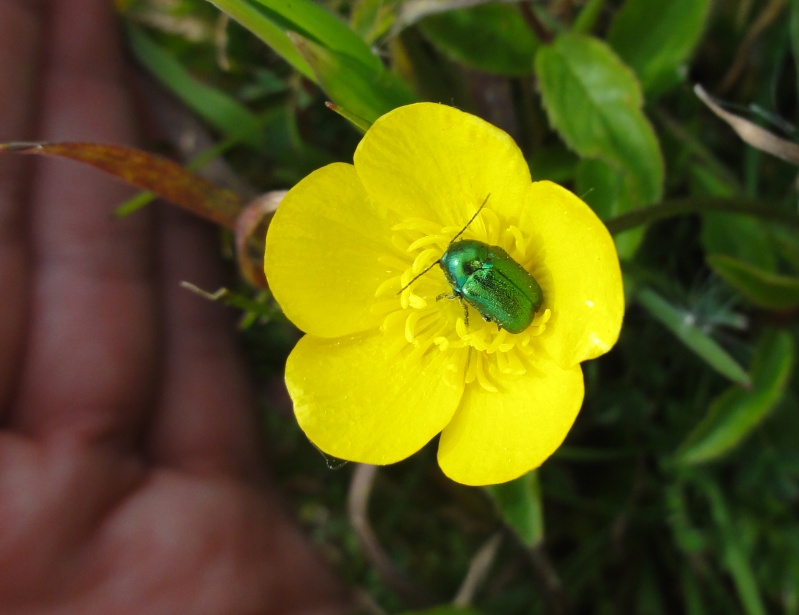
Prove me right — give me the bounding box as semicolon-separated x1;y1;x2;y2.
265;103;624;486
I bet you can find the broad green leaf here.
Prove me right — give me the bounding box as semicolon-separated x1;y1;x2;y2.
677;331;795;465
575;158;643;258
636;287;750;386
419;3;539;75
608;0;711;98
702;214;777;272
707;254;799;311
528;145;579;183
127;26;264;148
575;159;632;220
290;33;415;124
485;471;543;548
535;34;664;211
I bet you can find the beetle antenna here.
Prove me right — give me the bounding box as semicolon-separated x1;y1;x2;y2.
396;194;490;295
449;193;490;245
396;259;441;294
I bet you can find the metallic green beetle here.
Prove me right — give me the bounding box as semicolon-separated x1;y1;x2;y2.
399;196;544;334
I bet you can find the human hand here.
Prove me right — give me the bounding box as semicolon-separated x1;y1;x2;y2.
0;1;348;613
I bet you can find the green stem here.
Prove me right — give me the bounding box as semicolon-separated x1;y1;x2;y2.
572;0;605;34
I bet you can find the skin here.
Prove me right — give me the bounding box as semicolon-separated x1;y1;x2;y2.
0;1;350;613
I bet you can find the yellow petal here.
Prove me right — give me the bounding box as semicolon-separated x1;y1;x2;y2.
354;103;531;226
265;163;396;338
437;357;584;486
287;331;464;465
522;181;624;368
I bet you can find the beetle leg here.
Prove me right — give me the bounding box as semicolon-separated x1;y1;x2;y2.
436;292;470;328
460;297;470;328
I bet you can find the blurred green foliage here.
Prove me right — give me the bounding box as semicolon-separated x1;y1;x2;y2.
120;0;799;613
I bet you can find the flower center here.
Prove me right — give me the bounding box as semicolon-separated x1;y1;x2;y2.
374;211;550;393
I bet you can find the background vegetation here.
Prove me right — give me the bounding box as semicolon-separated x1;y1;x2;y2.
112;1;799;613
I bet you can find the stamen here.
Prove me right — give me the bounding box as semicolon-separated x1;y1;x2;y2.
375;276;400;298
464;353;478;385
407;234;447;252
486;328;510;353
380;213;551;396
536;308;552;326
506;225;526;260
392;218;442;234
475;355;498;392
405;311;423;343
371;298;401;316
434;336;450;351
408;294;428;309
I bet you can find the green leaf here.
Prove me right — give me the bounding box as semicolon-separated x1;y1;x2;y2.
572;0;605;35
636;287;750;386
126;25;264;148
207;0;315;79
575;158;643;258
535;34;664;210
701;214;777;272
694;474;768;615
608;0;711;97
419;3;539;75
208;0;415;121
324;102;372;133
575;159;630;221
772;225;799;270
350;0;396;42
290;33;416;124
707;254;799;311
677;331;795;465
249;0;383;73
485;471;543;548
528;144;579;183
209;0;384;79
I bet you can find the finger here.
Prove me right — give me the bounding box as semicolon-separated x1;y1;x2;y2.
13;0;157;444
0;1;45;414
148;208;263;481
